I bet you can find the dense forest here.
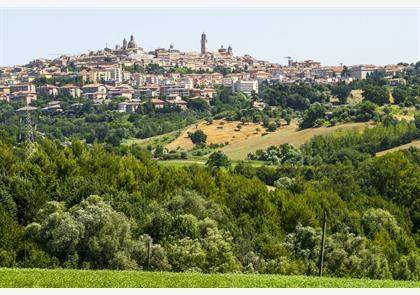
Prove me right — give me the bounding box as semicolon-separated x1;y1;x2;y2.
0;117;419;280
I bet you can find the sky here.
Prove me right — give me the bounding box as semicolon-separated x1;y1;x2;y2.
0;7;419;66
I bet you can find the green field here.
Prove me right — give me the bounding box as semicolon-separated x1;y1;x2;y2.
0;268;419;288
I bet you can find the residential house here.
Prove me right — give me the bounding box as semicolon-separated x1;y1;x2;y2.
10;92;37;105
59;85;81;98
82;84;107;100
9;83;36;93
38;85;59;97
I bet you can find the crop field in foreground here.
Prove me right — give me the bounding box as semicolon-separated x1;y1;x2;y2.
0;268;419;288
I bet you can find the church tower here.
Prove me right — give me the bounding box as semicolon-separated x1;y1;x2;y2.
201;32;208;55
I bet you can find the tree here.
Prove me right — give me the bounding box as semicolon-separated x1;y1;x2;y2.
201;227;242;273
341;66;351;78
188;99;210;112
267;122;277;132
362;85;389;105
331;84;351;104
154;145;164;158
234;161;255;178
131;235;171;271
414;111;420;129
167;237;206;272
206;151;231;169
0;205;23;267
188;130;207;146
26;196;136;269
285;114;292;125
361;208;401;238
392;86;411;105
299;103;326;129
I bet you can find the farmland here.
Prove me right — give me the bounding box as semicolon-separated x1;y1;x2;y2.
0;268;419;288
164;119;374;160
221;121;373;160
166;119;275;151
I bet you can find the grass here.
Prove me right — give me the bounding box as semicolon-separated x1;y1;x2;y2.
166;119;271;151
221;122;373;160
157;159;206;167
165;119;374;161
121;130;181;148
1;268;419;288
157;158;268;168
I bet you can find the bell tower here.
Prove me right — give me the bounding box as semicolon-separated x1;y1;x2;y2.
201;32;208;55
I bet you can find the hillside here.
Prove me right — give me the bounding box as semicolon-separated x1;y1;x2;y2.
165;119;374;160
166;119;274;151
1;268;418;288
221;122;373;160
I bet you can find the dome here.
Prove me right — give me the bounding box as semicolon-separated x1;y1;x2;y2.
127;35;137;49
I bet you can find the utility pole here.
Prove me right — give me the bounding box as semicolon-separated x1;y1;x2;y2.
24;208;27;265
319;211;327;277
147;237;152;271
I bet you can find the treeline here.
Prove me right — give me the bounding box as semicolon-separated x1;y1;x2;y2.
0;100;199;147
0;132;419;280
248;119;419;164
301;119;419;161
259;82;329;110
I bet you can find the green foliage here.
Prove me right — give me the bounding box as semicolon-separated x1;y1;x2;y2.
188;130;207;146
0;131;419;280
0;205;23;267
299;103;326;129
206;151;231;169
331;83;351;104
26;196;136;269
362;85;389;105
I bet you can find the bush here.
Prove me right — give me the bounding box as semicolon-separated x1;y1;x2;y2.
267;123;277;132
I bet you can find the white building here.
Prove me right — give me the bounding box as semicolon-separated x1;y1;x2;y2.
232;80;259;95
350;65;377;80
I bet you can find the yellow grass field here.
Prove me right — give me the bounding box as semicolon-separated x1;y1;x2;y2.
221;122;373;160
166;119;373;160
375;140;420;156
166;119;283;151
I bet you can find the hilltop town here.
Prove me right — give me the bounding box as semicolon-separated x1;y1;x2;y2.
0;33;409;113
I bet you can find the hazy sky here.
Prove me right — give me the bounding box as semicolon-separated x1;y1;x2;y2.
0;7;419;66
